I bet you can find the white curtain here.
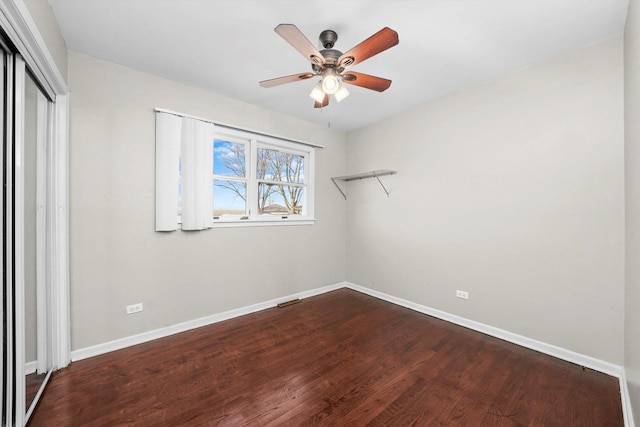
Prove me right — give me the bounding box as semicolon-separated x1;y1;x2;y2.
180;117;214;230
155;112;214;231
155;112;181;231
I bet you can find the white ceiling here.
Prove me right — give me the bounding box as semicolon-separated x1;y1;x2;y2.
48;0;629;131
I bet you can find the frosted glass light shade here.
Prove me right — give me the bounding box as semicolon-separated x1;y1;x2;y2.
309;82;325;103
334;84;350;102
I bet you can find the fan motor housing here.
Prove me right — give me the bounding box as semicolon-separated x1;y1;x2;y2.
320;49;342;65
312;47;342;73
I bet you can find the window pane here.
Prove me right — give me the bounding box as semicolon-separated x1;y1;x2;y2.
214;140;245;177
257;148;304;184
258;183;304;215
214;179;246;216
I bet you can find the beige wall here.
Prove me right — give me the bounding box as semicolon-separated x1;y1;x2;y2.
68;52;346;350
625;0;640;423
346;36;625;364
23;0;68;83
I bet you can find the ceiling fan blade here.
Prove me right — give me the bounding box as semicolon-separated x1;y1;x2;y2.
259;72;315;88
275;24;326;66
342;72;392;92
338;27;399;69
314;93;329;108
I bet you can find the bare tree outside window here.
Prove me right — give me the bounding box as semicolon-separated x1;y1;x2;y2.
213;141;247;215
213;139;307;217
257;148;304;215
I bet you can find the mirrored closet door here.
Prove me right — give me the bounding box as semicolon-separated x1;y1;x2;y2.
1;33;57;427
1;39;8;427
23;69;53;421
1;2;70;426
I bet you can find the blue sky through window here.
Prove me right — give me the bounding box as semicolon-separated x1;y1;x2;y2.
213;140;247;214
214;140;245;177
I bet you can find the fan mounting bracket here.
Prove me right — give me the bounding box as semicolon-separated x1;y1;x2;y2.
319;30;338;49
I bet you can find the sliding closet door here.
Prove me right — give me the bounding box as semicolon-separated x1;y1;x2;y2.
13;56;54;426
1;41;8;427
2;44;19;427
1;45;55;427
1;2;70;426
22;69;52;422
13;53;27;427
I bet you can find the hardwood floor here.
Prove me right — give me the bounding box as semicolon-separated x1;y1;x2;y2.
28;289;623;426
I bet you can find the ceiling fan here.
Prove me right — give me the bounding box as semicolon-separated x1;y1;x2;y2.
259;24;399;108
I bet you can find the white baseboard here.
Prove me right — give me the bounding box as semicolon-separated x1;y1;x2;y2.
344;282;633;427
25;360;37;375
70;282;345;362
70;281;633;427
620;370;636;427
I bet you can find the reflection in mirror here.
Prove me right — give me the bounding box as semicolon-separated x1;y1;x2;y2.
24;71;50;416
1;44;6;427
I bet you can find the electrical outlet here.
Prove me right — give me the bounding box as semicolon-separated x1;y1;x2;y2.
456;290;469;300
126;303;143;314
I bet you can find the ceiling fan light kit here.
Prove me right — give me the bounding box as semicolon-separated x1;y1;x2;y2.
259;24;399;108
321;67;339;94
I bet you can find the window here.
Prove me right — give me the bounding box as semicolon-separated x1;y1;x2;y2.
177;126;315;226
212;128;314;225
156;110;318;230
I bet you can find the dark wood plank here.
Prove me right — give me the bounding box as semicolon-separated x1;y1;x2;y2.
27;289;624;426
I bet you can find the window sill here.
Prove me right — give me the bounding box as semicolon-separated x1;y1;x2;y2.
212;218;316;228
177;218;316;229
